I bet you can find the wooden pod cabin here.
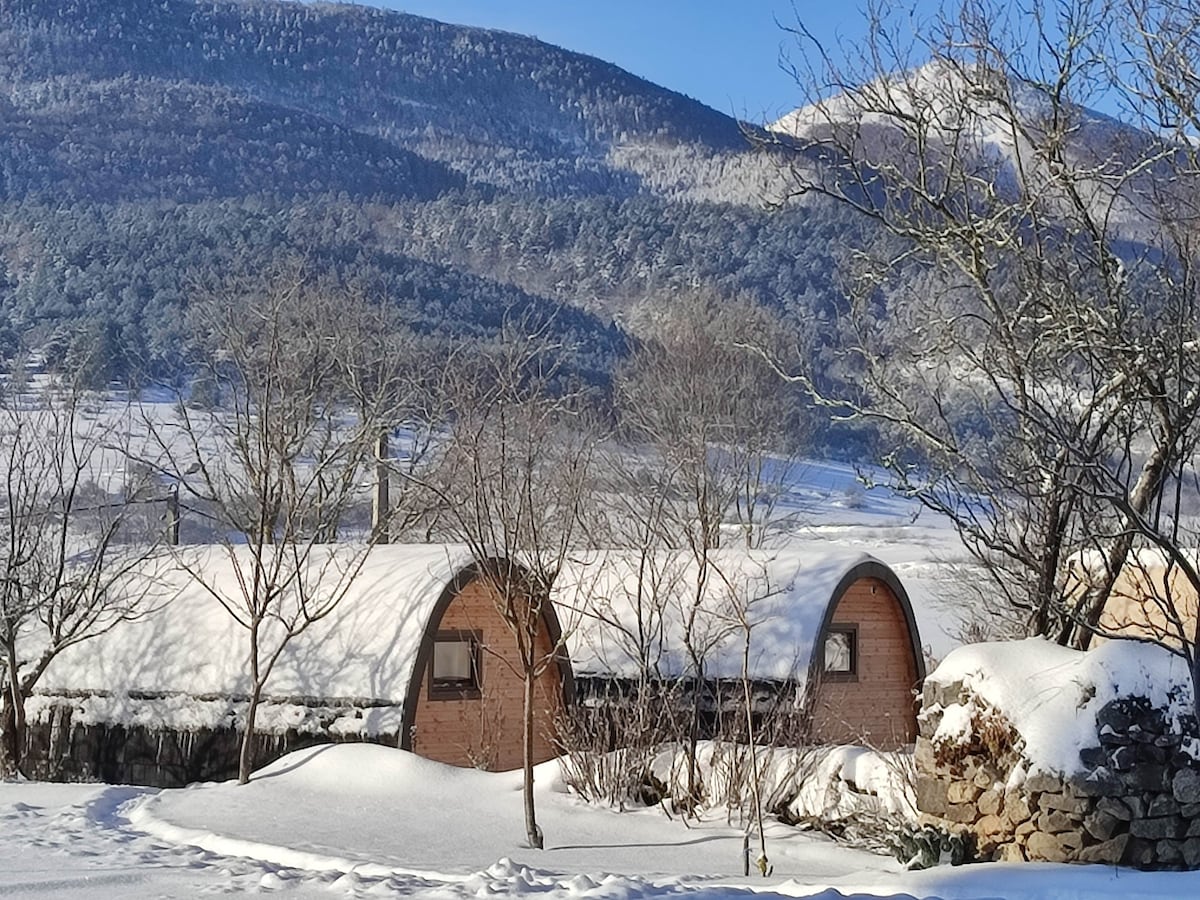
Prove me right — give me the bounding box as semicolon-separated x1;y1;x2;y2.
555;549;925;749
32;545;572;783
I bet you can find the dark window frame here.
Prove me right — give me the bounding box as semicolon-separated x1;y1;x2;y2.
428;629;483;700
822;623;858;681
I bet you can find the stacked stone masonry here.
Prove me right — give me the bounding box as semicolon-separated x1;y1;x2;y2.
20;699;398;787
916;683;1200;869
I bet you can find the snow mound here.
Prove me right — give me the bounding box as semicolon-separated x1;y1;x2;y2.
248;741;509;796
925;637;1196;776
131;743;896;887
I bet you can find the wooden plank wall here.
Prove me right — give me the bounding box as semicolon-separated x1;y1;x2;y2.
810;577;920;749
410;578;563;771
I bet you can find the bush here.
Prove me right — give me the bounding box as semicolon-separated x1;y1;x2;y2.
890;824;974;869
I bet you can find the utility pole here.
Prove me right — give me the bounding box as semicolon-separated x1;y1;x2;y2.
371;429;390;544
166;482;180;546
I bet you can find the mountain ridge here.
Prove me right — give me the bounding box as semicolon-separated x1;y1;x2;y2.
0;0;853;391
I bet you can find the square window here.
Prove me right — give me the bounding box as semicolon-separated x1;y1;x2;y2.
429;631;481;698
434;641;473;681
823;625;857;679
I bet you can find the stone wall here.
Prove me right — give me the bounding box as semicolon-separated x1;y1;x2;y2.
18;697;401;787
917;682;1200;869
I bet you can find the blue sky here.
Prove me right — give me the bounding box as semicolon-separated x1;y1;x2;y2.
369;2;934;121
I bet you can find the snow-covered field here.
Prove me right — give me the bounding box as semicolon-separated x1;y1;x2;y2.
2;743;1196;899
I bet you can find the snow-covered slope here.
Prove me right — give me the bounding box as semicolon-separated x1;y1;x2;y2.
770;60;1157;234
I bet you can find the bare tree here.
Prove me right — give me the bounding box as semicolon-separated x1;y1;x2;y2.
419;315;603;849
554;549;695;812
730;578;772;877
617;290;802;552
146;265;426;784
0;376;167;776
612;290;803;805
760;0;1200;668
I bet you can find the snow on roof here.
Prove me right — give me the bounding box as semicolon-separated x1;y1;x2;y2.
40;543;477;709
925;637;1197;778
553;547;881;683
1067;547;1200;578
38;542;900;733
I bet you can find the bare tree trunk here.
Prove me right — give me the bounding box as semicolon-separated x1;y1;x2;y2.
1191;612;1200;728
740;631;768;875
239;623;262;785
681;558;709;813
372;429;391;545
522;669;542;849
239;682;262;785
1074;436;1173;649
684;675;702;811
0;693;18;778
1030;485;1070;638
1;643;24;776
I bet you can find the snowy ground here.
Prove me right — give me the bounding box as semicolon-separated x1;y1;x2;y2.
2;743;1197;899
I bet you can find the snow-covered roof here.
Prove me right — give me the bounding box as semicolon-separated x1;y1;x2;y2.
1067;547;1200;577
40;543;477;709
553;547;890;683
37;543;910;734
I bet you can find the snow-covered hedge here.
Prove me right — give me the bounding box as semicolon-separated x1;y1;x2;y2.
561;740;915;851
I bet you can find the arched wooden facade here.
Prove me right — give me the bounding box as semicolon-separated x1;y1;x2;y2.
558;549;926;751
29;545;575;784
400;561;573;770
1067;550;1200;650
806;561;925;749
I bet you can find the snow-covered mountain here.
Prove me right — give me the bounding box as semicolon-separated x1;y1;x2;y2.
772;59;1134;164
769;60;1162;235
0;0;850;389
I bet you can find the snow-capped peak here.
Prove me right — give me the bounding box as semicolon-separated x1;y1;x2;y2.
770;59;1043;147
